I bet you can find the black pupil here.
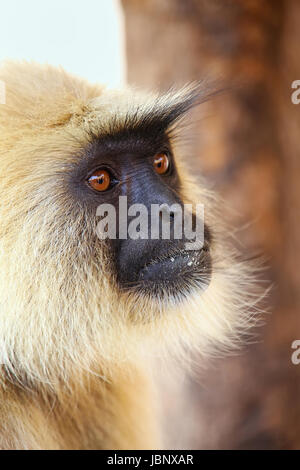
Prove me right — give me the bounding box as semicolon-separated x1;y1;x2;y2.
157;161;162;167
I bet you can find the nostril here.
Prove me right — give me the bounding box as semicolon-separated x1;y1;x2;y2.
159;210;175;219
159;203;177;220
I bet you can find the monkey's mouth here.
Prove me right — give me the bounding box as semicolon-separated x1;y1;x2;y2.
123;246;212;301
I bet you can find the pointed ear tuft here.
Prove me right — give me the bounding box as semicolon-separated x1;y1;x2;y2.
117;79;226;137
156;79;224;128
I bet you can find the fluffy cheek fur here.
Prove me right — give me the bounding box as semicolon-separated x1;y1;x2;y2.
0;129;259;387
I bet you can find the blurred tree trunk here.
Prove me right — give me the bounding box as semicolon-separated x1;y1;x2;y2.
122;0;300;449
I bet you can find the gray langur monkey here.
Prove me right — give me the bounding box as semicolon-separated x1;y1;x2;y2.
0;62;263;449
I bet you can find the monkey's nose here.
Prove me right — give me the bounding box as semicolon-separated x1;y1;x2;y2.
158;203;177;219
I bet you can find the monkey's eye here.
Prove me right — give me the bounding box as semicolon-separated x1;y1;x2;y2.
87;169;116;192
153;153;170;175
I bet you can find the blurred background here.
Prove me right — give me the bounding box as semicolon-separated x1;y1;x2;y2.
0;0;126;86
1;0;299;449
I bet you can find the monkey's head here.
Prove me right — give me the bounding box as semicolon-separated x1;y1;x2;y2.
0;63;260;384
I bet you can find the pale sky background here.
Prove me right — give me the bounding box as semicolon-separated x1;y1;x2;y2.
0;0;126;87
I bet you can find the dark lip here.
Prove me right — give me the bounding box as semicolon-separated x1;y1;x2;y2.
137;246;211;283
116;240;212;303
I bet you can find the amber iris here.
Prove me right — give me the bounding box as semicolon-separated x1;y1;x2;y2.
88;169;111;192
153;153;169;175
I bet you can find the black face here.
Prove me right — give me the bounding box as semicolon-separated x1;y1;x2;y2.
69;119;212;302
